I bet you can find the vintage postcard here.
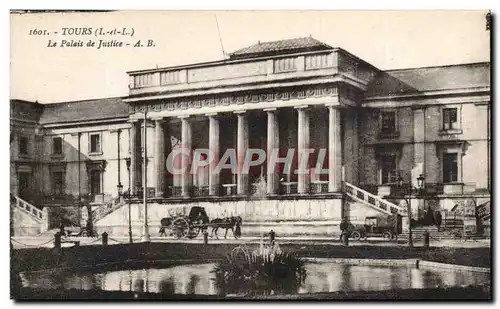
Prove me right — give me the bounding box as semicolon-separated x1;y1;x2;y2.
9;10;491;301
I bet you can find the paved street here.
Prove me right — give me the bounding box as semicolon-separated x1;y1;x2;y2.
10;233;491;250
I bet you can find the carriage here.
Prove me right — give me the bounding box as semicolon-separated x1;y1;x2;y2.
159;205;242;239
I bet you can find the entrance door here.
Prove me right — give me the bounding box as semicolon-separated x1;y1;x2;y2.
18;172;30;199
90;170;101;195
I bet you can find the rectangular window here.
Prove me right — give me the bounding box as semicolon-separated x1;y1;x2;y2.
443;153;458;183
52;137;63;155
380;154;398;184
442;108;458;130
52;171;64;195
19;136;28;155
89;133;101;154
274;57;296;73
380;111;397;135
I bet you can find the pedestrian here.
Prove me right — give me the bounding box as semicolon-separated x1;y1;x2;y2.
159;226;166;237
340;217;349;244
59;221;66;238
86;219;93;237
435;211;442;232
269;229;276;247
234;221;241;239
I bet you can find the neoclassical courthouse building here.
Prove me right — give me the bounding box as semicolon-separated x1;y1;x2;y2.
11;37;491;236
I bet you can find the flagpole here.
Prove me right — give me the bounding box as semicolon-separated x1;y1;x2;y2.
142;108;151;242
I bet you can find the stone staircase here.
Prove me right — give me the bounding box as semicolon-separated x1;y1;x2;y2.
11;194;44;223
91;195;125;223
11;194;46;236
343;182;405;216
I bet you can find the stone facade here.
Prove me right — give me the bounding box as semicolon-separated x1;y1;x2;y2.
10;38;490;236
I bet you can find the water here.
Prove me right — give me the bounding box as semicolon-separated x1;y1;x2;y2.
19;262;490;296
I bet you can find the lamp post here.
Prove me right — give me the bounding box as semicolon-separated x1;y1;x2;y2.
117;183;123;202
397;174;426;248
125;159;133;244
142;110;151;242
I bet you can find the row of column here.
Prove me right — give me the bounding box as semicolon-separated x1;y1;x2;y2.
129;105;343;197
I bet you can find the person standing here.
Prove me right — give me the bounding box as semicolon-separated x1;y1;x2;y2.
340;217;349;244
435;211;443;232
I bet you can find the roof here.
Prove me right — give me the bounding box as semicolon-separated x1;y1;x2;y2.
366;62;490;98
229;37;333;60
10;99;44;122
38;97;129;125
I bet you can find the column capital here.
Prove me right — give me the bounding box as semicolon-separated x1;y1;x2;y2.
294;105;309;110
263;108;277;112
151;117;166;122
233;110;247;115
325;103;340;108
178;115;191;120
205;112;219;117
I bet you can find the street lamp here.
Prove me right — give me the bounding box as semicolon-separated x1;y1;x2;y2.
417;174;425;191
125;159;133;244
397;176;414;248
117;183;123;200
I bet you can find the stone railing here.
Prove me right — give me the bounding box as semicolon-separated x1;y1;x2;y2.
280;182;298;195
343;182;404;216
11;194;43;222
92;195;124;223
192;186;209;197
129;53;340;91
310;181;329;194
220;184;237;197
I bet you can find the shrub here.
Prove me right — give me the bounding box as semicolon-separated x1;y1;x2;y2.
211;244;307;296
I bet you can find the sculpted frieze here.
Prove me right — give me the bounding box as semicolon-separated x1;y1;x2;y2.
129;85;338;114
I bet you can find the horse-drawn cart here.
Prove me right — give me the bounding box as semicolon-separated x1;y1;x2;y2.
159;205;242;239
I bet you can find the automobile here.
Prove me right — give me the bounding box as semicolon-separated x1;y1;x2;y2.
63;225;97;237
349;215;402;241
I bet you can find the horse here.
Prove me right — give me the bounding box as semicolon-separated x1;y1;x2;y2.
210;216;243;239
159;217;173;237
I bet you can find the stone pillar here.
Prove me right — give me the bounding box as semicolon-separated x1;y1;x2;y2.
328;105;342;192
296;106;310;194
235;111;248;195
265;108;279;194
208;113;220;196
180;116;192;197
129;119;140;194
153;118;166;198
412;107;425;187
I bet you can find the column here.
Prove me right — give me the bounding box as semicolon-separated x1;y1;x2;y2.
180;116;192;197
129;120;140;194
153;118;166;198
235;111;248;195
412;107;425;188
328;105;342;192
296;106;310;194
265;108;279;194
208;113;220;196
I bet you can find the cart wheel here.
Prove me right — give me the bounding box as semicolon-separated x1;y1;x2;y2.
172;217;190;239
383;231;392;241
81;230;88;237
351;231;361;240
187;227;201;239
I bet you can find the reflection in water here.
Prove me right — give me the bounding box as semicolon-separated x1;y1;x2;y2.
20;262;490;296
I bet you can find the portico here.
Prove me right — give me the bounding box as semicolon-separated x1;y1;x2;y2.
124;37;377;204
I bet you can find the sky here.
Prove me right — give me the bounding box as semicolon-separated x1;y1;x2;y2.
10;10;490;103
